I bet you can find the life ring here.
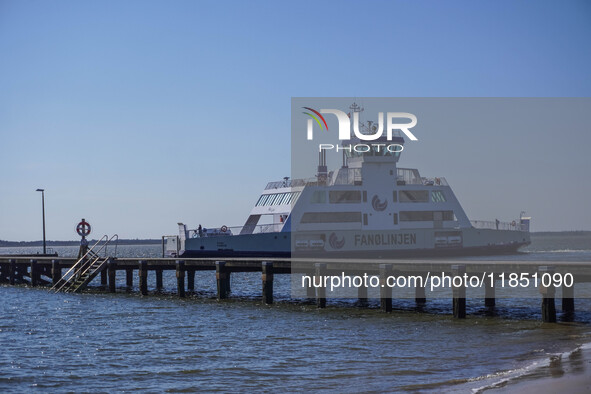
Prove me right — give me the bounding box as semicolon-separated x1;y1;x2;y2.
220;225;228;233
76;220;91;237
511;220;516;226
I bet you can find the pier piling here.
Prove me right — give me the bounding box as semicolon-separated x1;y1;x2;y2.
17;266;25;283
306;279;316;298
358;284;368;305
226;272;232;294
126;268;133;289
452;265;466;318
262;262;273;304
315;263;326;308
9;259;16;285
539;266;557;323
108;258;116;293
379;264;393;312
4;263;9;282
562;283;575;314
100;268;107;288
30;259;38;287
415;284;426;305
485;278;495;307
187;269;195;293
138;261;148;295
51;260;61;286
156;269;163;291
176;260;185;298
2;263;8;282
216;261;229;300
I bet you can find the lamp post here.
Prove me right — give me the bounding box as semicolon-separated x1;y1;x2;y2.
36;189;46;254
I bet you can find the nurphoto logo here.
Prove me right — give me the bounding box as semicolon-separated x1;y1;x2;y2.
302;106;418;153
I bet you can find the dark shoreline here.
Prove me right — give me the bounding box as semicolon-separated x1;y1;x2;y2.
0;239;161;247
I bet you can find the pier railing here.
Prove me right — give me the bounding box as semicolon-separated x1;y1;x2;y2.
51;234;119;293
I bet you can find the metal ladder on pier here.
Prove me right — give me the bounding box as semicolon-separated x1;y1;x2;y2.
51;235;118;293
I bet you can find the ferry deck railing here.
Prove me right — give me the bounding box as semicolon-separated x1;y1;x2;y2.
471;220;527;231
187;223;284;239
265;179;308;189
268;175;448;188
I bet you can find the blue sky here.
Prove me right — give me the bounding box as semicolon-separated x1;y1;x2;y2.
1;0;590;240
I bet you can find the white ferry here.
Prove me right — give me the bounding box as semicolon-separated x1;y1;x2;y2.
167;119;531;258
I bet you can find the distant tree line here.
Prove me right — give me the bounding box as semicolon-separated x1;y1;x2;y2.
0;239;162;247
531;231;591;236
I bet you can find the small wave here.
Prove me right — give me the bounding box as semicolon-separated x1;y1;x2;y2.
468;341;591;393
468;359;548;393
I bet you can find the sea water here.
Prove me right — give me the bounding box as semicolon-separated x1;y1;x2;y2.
1;233;590;392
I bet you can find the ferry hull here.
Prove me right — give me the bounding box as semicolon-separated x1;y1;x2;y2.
181;228;530;259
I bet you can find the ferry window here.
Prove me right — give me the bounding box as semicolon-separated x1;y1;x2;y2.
344;145;400;159
373;145;388;156
399;190;429;203
431;191;447;202
268;193;283;206
400;210;453;221
283;192;300;205
363;213;368;225
400;211;433;221
283;193;293;205
362;191;367;203
393;213;398;225
280;193;289;205
267;194;278;205
393;191;398;203
257;194;271;206
279;193;291;205
301;212;362;223
442;211;454;221
329;190;362;204
311;191;326;204
263;194;276;206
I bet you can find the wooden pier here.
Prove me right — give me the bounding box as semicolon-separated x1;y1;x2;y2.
0;256;589;323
